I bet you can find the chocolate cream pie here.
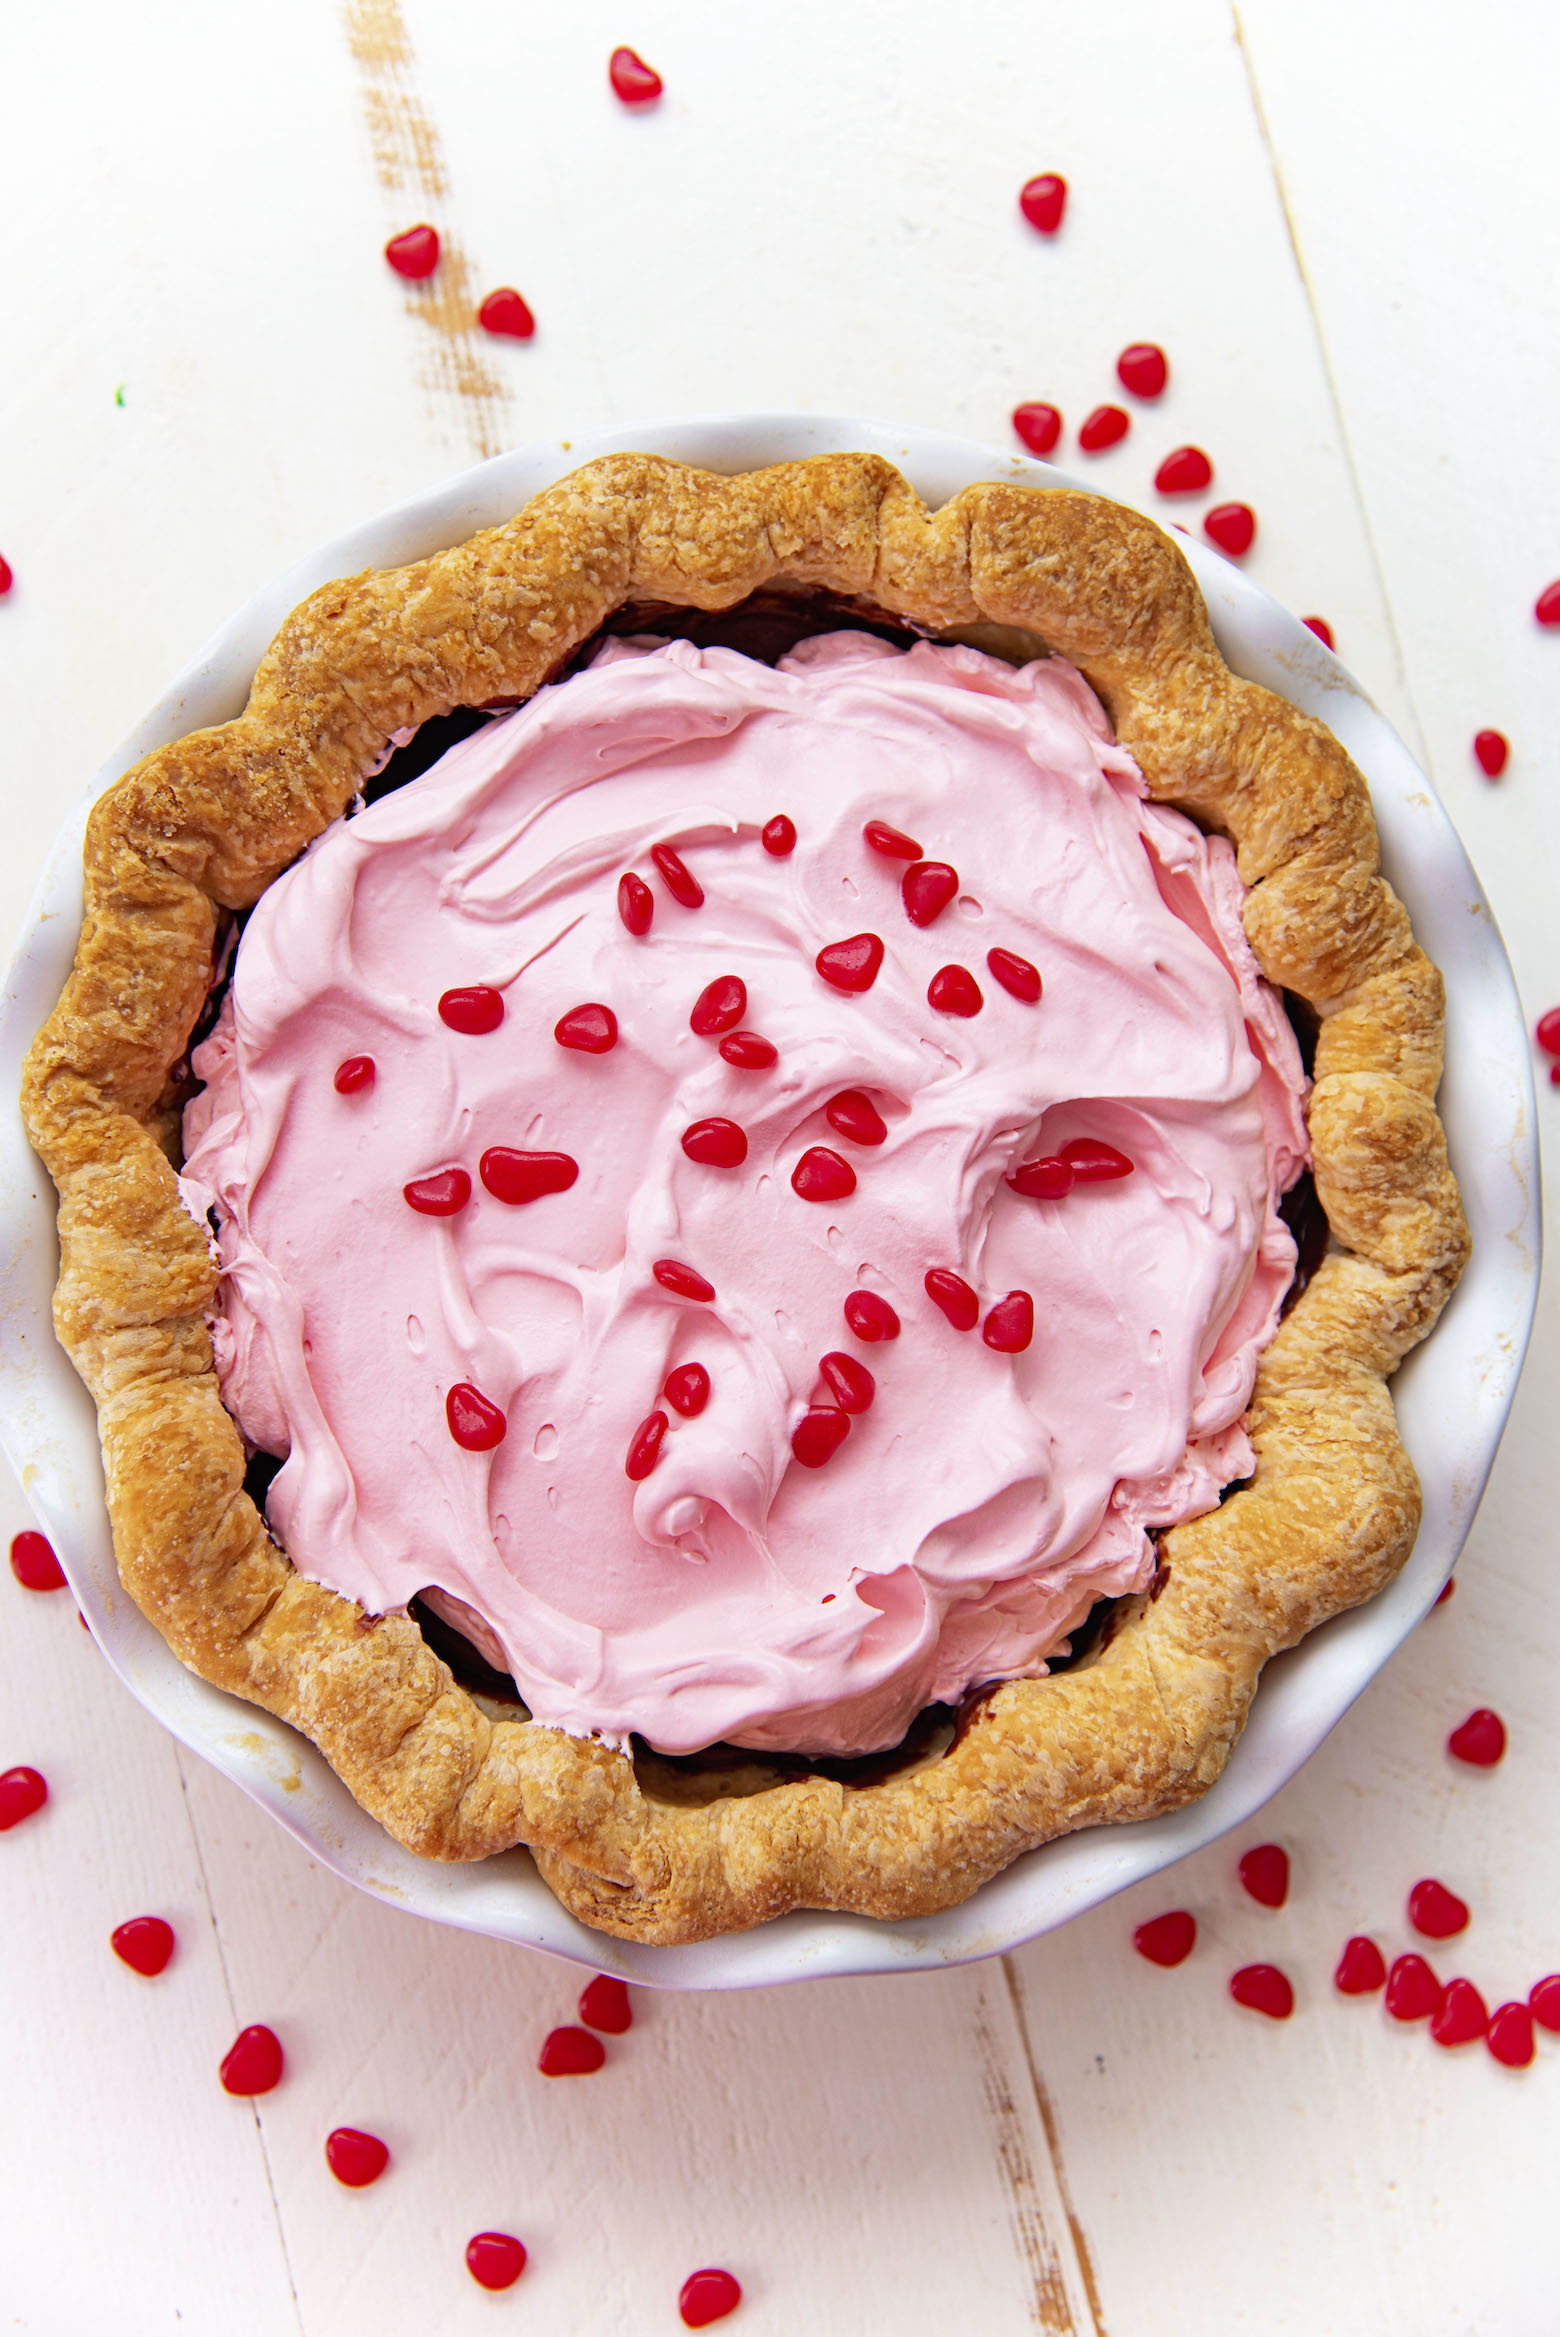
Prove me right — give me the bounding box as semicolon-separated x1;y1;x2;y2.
21;453;1468;1942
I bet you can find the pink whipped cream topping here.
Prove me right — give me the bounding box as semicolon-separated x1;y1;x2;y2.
180;632;1308;1758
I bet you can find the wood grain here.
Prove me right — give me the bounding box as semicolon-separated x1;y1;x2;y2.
340;0;509;456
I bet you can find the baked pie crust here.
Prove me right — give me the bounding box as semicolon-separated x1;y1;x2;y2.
21;453;1469;1943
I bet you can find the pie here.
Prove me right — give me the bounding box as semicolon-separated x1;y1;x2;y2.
20;452;1469;1942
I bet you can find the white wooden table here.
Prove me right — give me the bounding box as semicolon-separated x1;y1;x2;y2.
3;5;1557;2329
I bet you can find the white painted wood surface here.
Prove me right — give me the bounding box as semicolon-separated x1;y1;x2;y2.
2;3;1557;2328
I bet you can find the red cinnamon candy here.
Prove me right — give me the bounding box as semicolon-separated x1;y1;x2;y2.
1384;1952;1442;2022
664;1363;711;1418
466;2232;527;2290
326;2128;390;2186
653;1259;715;1302
1333;1936;1386;1995
404;1168;471;1217
1155;446;1213;495
928;965;982;1016
625;1412;669;1482
1238;1843;1290;1909
680;2269;743;2329
902;862;959;927
925;1269;979;1332
682;1118;748;1168
863;819;923;861
1018;173;1067;234
982;1292;1034;1354
816;933;885;994
761;814;797;856
1007;1155;1073;1200
792;1147;856;1202
1013;403;1062;457
843;1289;900;1342
986;948;1041;1003
538;2025;606;2075
1302;615;1334;648
1529;1976;1560;2033
652;844;703;907
720;1032;778;1070
1408;1878;1469;1940
579;1973;633;2033
479;1149;579;1204
1488;2002;1536;2068
219;2025;284;2095
792;1406;850;1468
1447;1707;1506;1766
111;1917;175;1977
825;1090;888;1146
609;45;662;103
1535;579;1560;627
447;1384;506;1452
555;1003;618;1053
0;1768;47;1830
1535;1007;1560;1056
1133;1910;1196;1967
1429;1978;1487;2048
1117;342;1168;398
1079;405;1129;454
1204;502;1256;557
384;223;439;279
1229;1964;1293;2020
438;984;504;1034
334;1055;375;1095
9;1530;66;1592
618;872;654;935
1061;1137;1135;1182
819;1352;875;1413
690;975;747;1036
478;287;535;340
1473;729;1509;777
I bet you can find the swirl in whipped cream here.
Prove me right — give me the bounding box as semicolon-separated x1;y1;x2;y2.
180;633;1309;1757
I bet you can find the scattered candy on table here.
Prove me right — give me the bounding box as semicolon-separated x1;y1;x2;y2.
325;2128;390;2187
110;1916;175;1976
1155;446;1214;495
1230;1964;1294;2020
1239;1843;1290;1909
609;46;663;105
219;2025;285;2096
478;287;535;339
465;2231;527;2290
1012;401;1062;456
383;223;440;280
1133;1910;1197;1967
679;2268;743;2328
1117;342;1168;397
10;1529;65;1590
1018;172;1067;234
0;1766;48;1830
538;2025;607;2077
1408;1878;1470;1940
1205;502;1256;556
1079;404;1129;453
1334;1937;1387;1995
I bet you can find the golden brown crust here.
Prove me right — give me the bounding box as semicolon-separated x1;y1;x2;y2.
21;453;1469;1942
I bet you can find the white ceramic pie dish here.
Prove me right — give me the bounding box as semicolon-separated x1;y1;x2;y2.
0;414;1540;1991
